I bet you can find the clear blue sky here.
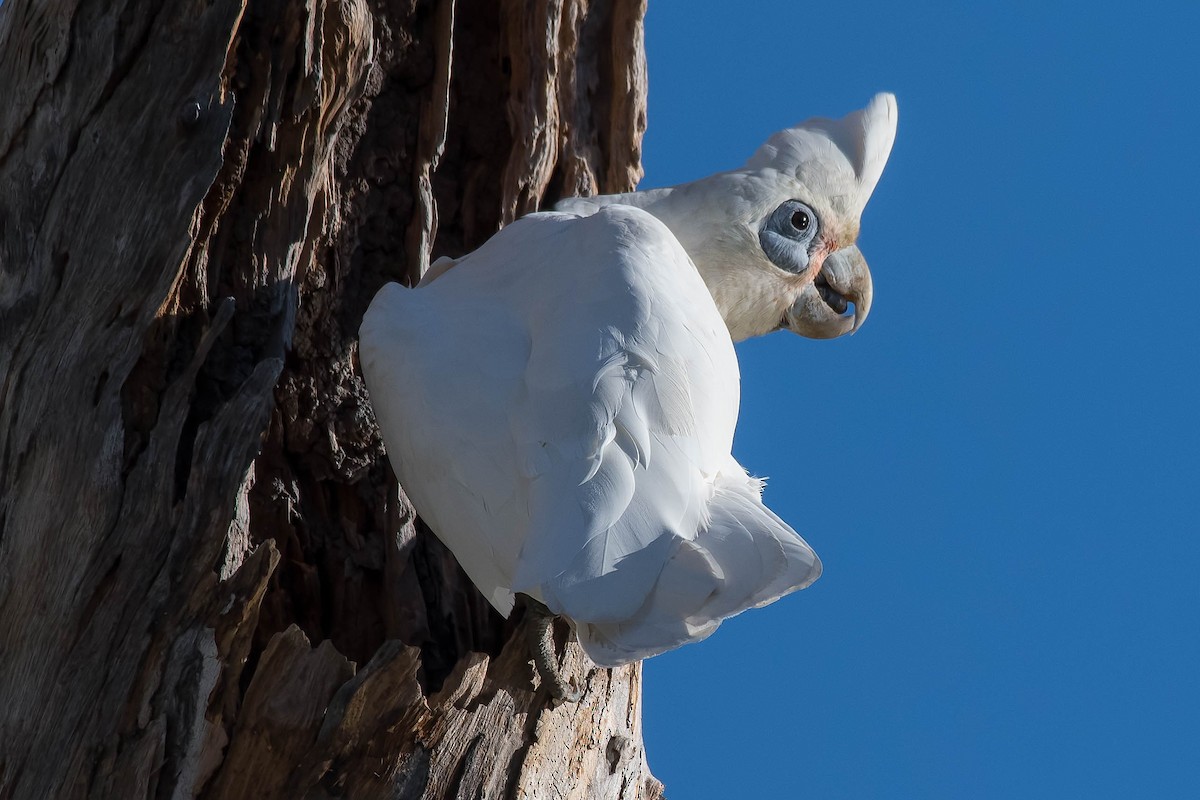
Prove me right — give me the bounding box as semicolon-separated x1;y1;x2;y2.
637;2;1200;797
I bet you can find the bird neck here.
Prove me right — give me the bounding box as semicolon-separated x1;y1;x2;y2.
556;183;789;342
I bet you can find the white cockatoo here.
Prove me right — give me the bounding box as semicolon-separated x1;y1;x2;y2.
361;94;896;697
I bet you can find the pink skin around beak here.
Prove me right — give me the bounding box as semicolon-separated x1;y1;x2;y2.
785;245;873;339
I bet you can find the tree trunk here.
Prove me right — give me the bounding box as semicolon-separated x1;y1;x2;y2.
0;0;660;797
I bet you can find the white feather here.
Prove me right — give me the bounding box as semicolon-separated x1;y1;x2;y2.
360;206;821;665
361;94;897;665
744;92;897;220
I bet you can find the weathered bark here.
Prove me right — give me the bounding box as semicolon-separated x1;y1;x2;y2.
0;0;658;798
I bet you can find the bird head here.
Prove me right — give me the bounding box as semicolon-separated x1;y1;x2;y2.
555;93;897;342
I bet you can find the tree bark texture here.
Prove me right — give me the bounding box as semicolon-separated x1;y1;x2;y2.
0;0;660;797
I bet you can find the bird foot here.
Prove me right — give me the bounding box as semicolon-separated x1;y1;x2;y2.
521;595;583;702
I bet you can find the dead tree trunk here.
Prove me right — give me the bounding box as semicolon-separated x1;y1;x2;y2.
0;0;660;797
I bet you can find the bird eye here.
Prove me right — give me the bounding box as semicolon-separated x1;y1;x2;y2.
765;200;819;244
776;201;818;243
759;200;821;274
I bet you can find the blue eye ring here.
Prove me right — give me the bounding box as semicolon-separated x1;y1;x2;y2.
759;200;820;273
767;200;819;244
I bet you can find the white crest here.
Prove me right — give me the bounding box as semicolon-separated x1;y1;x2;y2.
743;92;898;219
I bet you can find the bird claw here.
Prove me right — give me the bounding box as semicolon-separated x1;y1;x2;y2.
522;595;583;703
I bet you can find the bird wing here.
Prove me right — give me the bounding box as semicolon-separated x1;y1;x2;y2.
361;206;736;614
361;205;819;658
508;208;740;624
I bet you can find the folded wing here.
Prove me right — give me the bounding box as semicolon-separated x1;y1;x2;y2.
360;205;820;666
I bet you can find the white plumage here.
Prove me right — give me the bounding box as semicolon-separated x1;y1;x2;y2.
361;94;897;667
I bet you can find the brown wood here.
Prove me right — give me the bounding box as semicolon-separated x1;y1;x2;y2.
0;0;659;797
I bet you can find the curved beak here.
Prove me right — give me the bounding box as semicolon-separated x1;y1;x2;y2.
784;245;873;339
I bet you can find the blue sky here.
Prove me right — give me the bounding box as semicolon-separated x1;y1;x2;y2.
637;2;1200;797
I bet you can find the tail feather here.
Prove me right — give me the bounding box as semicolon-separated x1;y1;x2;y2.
576;469;820;667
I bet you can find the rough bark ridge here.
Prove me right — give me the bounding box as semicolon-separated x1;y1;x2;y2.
0;0;657;797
